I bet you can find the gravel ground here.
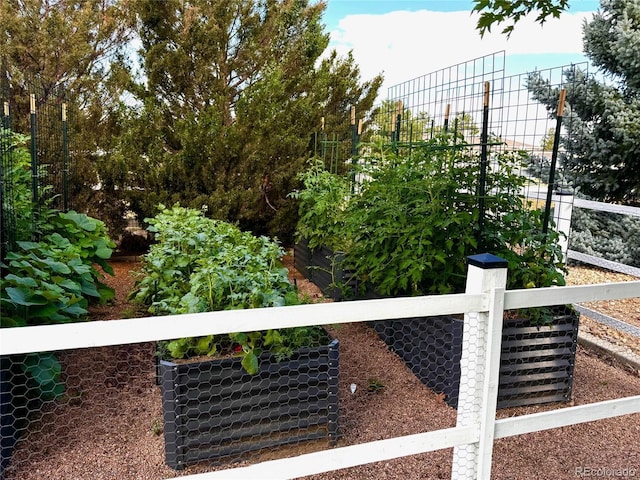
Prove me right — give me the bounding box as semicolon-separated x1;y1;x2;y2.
565;264;640;358
3;256;639;480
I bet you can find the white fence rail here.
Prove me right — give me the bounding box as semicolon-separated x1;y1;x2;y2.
525;189;640;277
1;259;639;479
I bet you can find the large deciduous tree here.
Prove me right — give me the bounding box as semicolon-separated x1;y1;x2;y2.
527;0;640;205
472;0;570;36
122;0;381;241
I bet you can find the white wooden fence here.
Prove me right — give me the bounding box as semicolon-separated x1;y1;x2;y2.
529;190;640;277
1;256;639;479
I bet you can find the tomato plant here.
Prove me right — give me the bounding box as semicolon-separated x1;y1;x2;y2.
294;132;567;322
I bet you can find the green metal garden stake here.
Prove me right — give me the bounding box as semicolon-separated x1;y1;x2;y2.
62;103;69;212
543;89;567;236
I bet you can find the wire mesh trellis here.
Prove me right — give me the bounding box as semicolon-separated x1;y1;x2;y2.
295;52;589;415
0;66;72;261
384;51;506;146
2;52;626;480
359;53;591;239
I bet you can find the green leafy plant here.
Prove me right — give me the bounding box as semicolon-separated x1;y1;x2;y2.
131;205;328;374
22;352;64;401
1;132;117;405
1;130;33;241
1;210;115;327
289;158;352;251
344;136;480;295
294;132;568;324
367;377;385;393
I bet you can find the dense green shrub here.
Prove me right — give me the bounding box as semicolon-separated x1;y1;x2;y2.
570;207;640;268
0;129;50;243
131;205;327;374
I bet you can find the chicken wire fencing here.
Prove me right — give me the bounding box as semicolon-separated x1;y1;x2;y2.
1;259;639;479
0;259;490;479
0;338;342;477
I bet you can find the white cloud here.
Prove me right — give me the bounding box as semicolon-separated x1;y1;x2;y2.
329;9;591;91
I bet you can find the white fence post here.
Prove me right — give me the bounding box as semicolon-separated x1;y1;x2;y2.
552;191;574;264
451;253;508;480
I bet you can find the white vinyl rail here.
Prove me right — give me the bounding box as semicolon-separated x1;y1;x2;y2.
1;260;639;479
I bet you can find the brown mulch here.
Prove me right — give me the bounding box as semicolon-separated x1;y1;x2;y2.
4;255;639;480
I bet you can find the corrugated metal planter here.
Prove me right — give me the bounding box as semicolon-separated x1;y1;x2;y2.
498;309;579;408
371;307;579;409
293;241;359;301
159;339;339;470
293;238;312;280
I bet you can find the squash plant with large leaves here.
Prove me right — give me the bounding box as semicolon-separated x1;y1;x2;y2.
1;132;117;404
1;210;115;327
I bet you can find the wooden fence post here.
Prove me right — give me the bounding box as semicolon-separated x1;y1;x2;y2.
452;253;508;479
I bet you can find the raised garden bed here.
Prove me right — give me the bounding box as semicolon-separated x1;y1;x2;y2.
295;242;579;409
293;240;358;301
159;339;339;470
0;356;44;480
371;307;580;409
0;357;19;480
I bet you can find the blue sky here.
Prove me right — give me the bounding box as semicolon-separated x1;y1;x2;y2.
321;0;601;93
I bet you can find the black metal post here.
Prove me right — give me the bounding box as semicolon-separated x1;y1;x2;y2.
443;103;450;133
543;89;566;236
395;100;402;143
320;116;326;166
453;118;459;146
0;102;8;261
478;82;490;250
409;121;414;157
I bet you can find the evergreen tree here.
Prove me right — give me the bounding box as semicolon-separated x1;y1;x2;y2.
122;0;381;241
527;0;640;205
0;0;134;229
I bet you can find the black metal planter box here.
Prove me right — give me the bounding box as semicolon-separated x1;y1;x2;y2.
293;241;359;301
371;307;579;409
0;356;41;480
0;357;19;480
159;339;339;470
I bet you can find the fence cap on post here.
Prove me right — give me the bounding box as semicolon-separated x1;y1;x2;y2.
467;253;508;269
